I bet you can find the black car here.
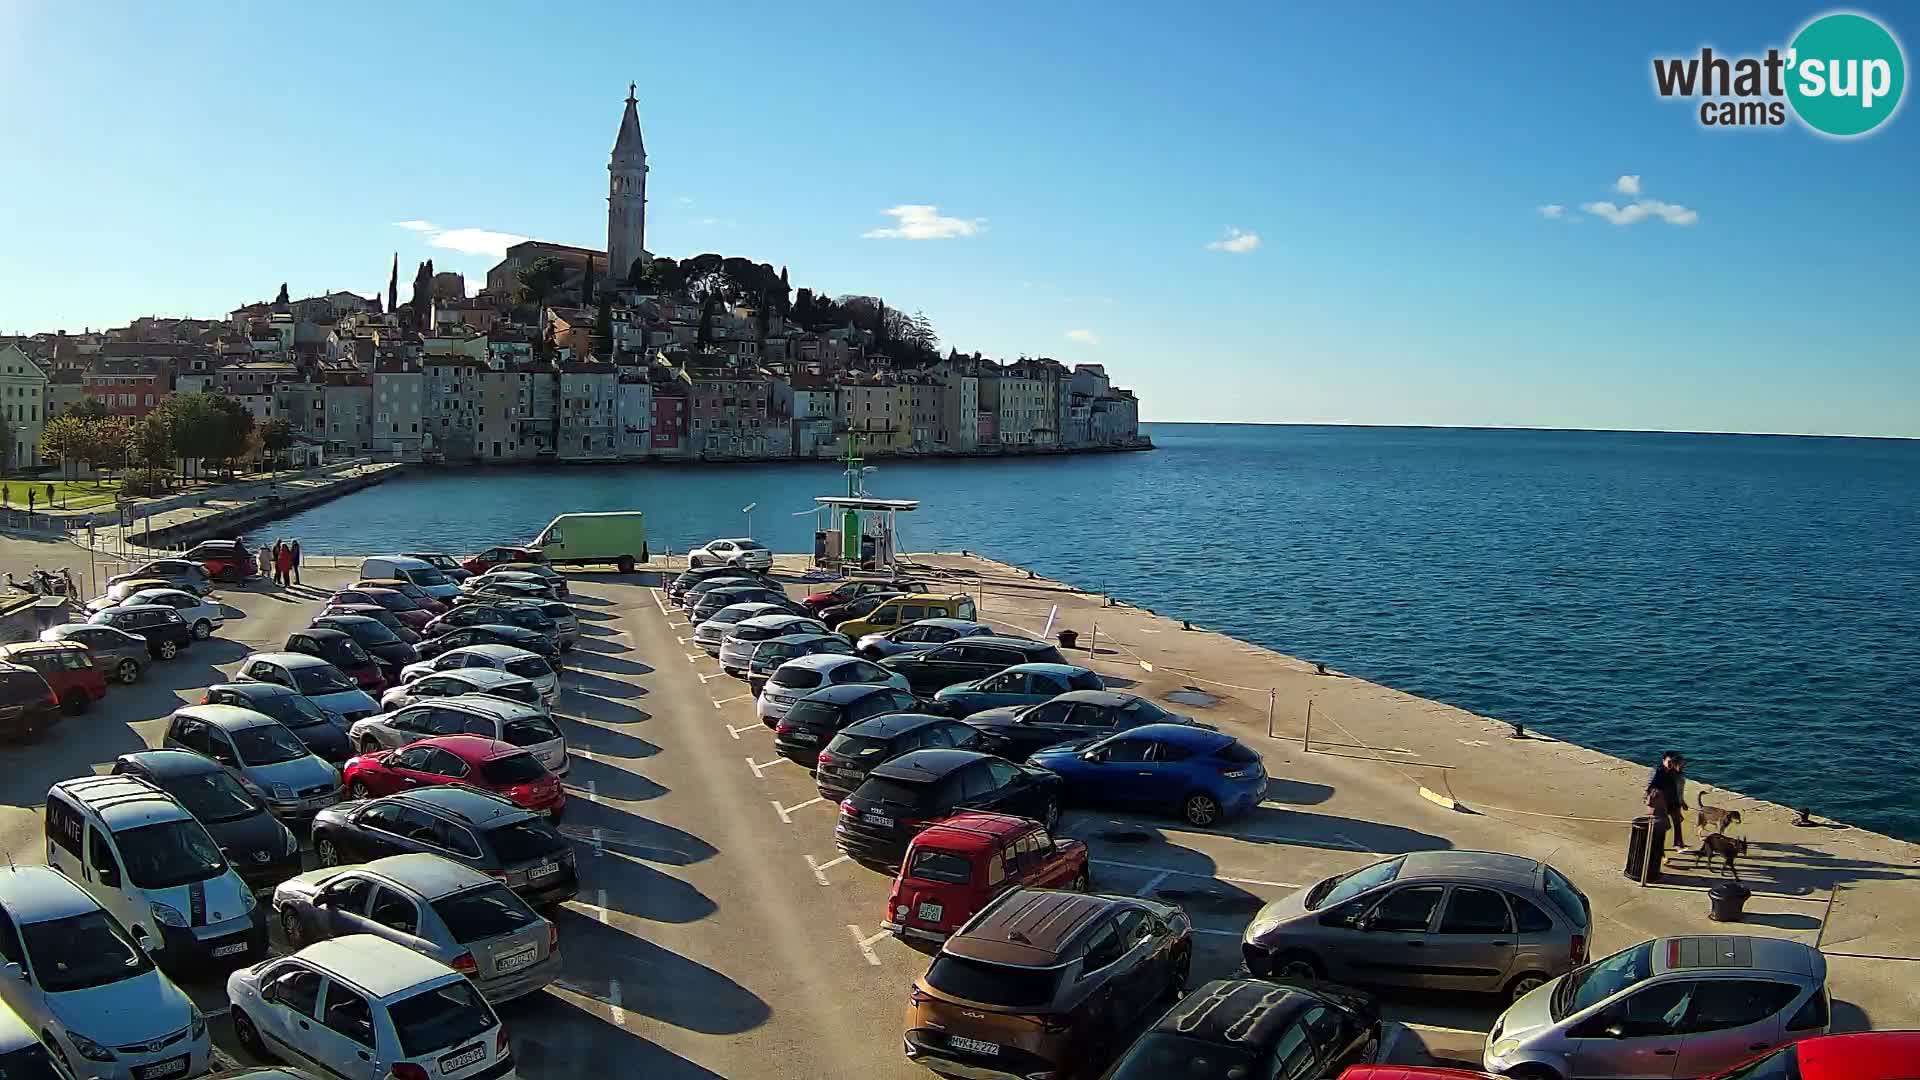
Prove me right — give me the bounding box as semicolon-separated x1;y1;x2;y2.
691;586;794;623
1099;979;1380;1080
678;575;772;613
201;682;354;764
309;614;419;681
773;683;923;767
422;602;555;641
311;786;578;907
284;628;380;680
110;749;302;893
91;603;194;660
964;690;1194;760
415;624;561;666
818;591;904;630
880;635;1070;695
671;568;778;606
815;713;1001;802
0;664;61;741
326;603;421;644
835;748;1061;866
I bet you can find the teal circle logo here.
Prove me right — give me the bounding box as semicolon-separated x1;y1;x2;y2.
1787;12;1906;136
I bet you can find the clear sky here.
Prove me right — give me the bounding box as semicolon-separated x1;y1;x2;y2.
2;2;1915;436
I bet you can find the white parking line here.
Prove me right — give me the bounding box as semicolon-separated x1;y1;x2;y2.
698;671;727;683
1398;1022;1490;1037
686;652;704;663
668;621;688;629
773;796;824;823
848;924;889;966
807;853;850;886
712;693;751;707
676;636;690;645
608;978;628;1028
591;827;604;857
1137;870;1173;897
746;755;795;778
595;888;610;925
727;722;768;740
1089;857;1299;890
1191;927;1242;937
648;588;671;617
575;749;597;764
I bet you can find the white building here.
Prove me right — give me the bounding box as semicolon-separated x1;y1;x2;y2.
0;344;49;470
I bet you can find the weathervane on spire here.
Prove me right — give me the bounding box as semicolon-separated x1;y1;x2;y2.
627;82;636;104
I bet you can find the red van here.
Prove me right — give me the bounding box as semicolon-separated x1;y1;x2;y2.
0;642;109;713
884;812;1089;942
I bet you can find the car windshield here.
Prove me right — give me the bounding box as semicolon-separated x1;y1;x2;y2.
432;883;540;944
784;700;842;728
907;848;974;884
734;624;785;641
1121;697;1169;722
481;754;547;786
387;978;499;1058
1309;856;1405;909
0;1040;64;1080
160;770;260;823
771;666;823;690
253;692;333;729
1544;866;1588;926
332;639;372;664
1215;741;1261;764
503;656;551;680
344;620;400;646
293;665;357;695
484;818;568;863
115;819;228;889
1553;940;1655;1020
21;910;155;993
232;723;310;766
1068;671;1105;690
1104;1033;1258;1079
924;955;1061;1009
754;643;799;667
501;714;561;746
1713;1047;1799;1080
486;682;544;709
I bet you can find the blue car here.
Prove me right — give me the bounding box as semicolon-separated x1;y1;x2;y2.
932;662;1105;717
1029;723;1267;827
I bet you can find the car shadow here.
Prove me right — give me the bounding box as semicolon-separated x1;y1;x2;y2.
565;652;653;676
1069;807;1451;856
559;800;717;866
570;636;632;656
506;987;733;1076
558;694;651;725
572;608;619;622
578;622;623;637
1261;778;1335;807
564;593;615;607
563;756;668;803
1736;911;1823;931
571;854;717;924
0;719;149;806
564;726;660;761
545;913;770;1035
559;667;647;699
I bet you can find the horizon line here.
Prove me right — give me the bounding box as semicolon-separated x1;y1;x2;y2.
1136;420;1920;443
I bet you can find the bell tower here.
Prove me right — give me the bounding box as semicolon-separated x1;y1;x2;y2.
607;82;649;286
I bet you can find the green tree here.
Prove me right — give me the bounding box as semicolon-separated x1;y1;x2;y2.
62;398;109;421
275;283;290;306
131;413;173;488
260;416;295;460
39;414;90;477
582;257;597;305
595;295;613;354
697;292;718;345
792;288;815;326
203;395;256;474
641;257;683;294
515;257;568;320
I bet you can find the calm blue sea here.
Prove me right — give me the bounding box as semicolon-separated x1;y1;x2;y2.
261;425;1920;840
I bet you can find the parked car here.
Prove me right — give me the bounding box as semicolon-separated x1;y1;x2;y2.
0;866;213;1080
272;853;561;1003
343;736;565;818
461;545;543;574
110;750;302;894
309;613;420;682
1031;724;1267;826
1102;979;1382;1080
415;624;560;669
352;695;566;776
686;536;772;570
1483;935;1829;1080
773;683;923;766
322;602;421;644
0;642;106;714
0;996;73;1080
718;613;830;673
201;683;354;765
885;812;1088;942
800;576;927;614
690;587;793;625
757;653;913;727
0;665;60;741
226;934;514;1080
311;787;577;907
88;604;193;660
398;645;558;709
236;652;381;722
816;712;1001;802
837;592;980;639
357;556;461;601
87;576;173;610
881;635;1069;696
747;633;856;690
530;600;579;651
111;587;225;640
353;578;448;615
1700;1030;1920;1080
39;622;149;685
461;571;561;602
478;562;569;598
401;551;472;583
106;558;211;597
185;539;257;582
667;565;776;604
903;888;1191;1080
836;748;1063;866
856;618;995;660
285;628;387;694
692;601;790;654
330;587;434;631
456;579;553;606
422;600;552;639
935;662;1107;717
677;573;771;612
163;705;342;823
1340;1070;1496;1080
1243;851;1593;1003
964;690;1194;760
526;510;646;572
376;669;549;719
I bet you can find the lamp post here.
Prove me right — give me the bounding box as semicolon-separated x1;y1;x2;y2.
742;502;756;539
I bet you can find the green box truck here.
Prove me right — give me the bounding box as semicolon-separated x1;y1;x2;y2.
530;511;648;573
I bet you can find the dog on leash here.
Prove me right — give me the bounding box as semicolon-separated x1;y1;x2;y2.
1696;790;1743;835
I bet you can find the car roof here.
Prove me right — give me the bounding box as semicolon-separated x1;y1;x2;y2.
986;663;1089;677
371;556;433;569
395;785;535;825
1050;689;1140;707
458;624;540;639
737;613;813;628
112;603;176;616
1653;935;1824;978
871;748;991;782
116;748;225;779
315;614;382;628
0;641;80;656
947;888;1113;966
358;853;495;900
842;712;956;739
711;602;785;620
914;812;1037;851
785;652;866;671
436;668;524;688
0;865;100;923
1792;1031;1920;1080
437;693;545;718
175;704;280;731
249;651;330;669
964;635;1048;650
1150;979;1322;1048
208;680;297;699
52;774;192;830
1398;850;1542;888
416;735;522;762
296;628;354;642
291;934;461;1001
1120;722;1233;748
450;644;540;661
765;633;841;647
800;682;901;705
128;587;196;600
910;618;986;630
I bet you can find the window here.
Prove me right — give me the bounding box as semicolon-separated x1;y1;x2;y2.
1099;739;1154;763
1596;980;1696;1037
45;799;82;856
391;746;435;771
368;886;421;934
983;850;1006;886
322;876;376;913
1080;920;1124;970
269;966;324;1018
1510;895;1555;933
434;821;484;859
983;760;1023;788
358;803;410;835
1438;887;1513;935
1786;987;1828;1031
1367;886;1443;933
320;982;375;1046
86;826;119;883
1113;909;1150;948
1683;981;1803;1033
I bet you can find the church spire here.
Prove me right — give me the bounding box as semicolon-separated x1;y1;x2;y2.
612;83;645;162
608;82;649;286
387;252;398;313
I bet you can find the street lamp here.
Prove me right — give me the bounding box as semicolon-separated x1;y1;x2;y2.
742;502;756;539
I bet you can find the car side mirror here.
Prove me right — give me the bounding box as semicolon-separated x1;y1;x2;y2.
1603;1023;1628;1040
2;962;25;983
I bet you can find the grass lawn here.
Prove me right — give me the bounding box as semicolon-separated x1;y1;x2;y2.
0;477;122;510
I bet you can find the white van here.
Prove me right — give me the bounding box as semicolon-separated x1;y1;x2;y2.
359;557;461;601
44;775;266;967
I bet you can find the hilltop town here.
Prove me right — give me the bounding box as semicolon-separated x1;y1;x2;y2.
0;87;1144;471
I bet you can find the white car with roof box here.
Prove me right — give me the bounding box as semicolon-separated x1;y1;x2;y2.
227;934;518;1080
755;653;912;726
398;646;558;709
0;866;210;1080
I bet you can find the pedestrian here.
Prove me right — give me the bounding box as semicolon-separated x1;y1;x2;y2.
274;539;292;587
1647;750;1689;851
290;538;302;585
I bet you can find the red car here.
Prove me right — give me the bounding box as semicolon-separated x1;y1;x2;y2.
342;735;566;817
0;642;110;713
354;578;448;614
884;812;1088;943
184;539;258;582
331;587;435;631
462;546;543;575
1702;1031;1920;1079
800;578;922;614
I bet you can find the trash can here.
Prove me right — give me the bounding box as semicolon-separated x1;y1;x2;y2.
1709;882;1752;922
1058;629;1079;650
1624;816;1665;882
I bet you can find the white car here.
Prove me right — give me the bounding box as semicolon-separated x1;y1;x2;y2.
228;934;518;1080
687;537;773;571
352;695;568;776
378;668;548;716
691;602;789;656
399;645;559;707
0;997;76;1078
755;653;912;726
110;588;225;640
718;613;832;673
0;866;212;1080
237;652;381;722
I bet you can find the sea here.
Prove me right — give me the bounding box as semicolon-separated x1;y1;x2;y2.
258;424;1920;841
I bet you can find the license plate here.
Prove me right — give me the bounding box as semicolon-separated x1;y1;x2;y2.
949;1037;999;1056
135;1058;189;1080
531;861;560;879
787;731;818;743
211;941;250;957
862;813;894;828
438;1044;486;1073
916;901;943;922
495;946;538;973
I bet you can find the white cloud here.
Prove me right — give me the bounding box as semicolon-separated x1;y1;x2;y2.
392;220;528;258
1065;329;1100;345
1581;199;1699;226
1615;174;1642;196
862;204;986;240
1538;204;1565;219
1205;226;1262;253
393;219;439;233
676;196;695;205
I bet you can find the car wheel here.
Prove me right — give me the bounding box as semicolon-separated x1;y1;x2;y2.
617;555;636;574
1072;868;1091;892
1507;971;1551;1002
1165;947;1190;999
348;780;372;799
315;837;340;866
157;639;179;660
116;658;141;684
280;907;308;948
232;1008;273;1062
192;619;212;640
1275;951;1324;981
1359;1025;1381;1062
1183;792;1222;827
43;1035;71;1076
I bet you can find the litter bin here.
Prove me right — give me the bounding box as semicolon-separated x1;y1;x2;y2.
1058;629;1079;651
1624;816;1665;882
1709;882;1752;922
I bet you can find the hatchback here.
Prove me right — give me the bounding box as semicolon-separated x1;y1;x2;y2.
885;813;1089;943
816;712;1001;802
332;588;434;631
694;602;794;655
110;750;303;894
881;635;1070;695
227;935;515;1080
747;633;855;689
422;603;556;643
691;588;791;626
757;653;911;726
311;787;577;907
529;600;579;651
324;602;422;644
164;704;342;822
402;552;472;583
310;614;420;683
107;558;212;597
39;622;149;685
458;579;552;606
89;604;193;660
933;662;1106;717
800;576;926;613
1101;979;1382;1080
285;628;387;694
1030;724;1268;826
399;646;558;708
687;536;773;570
1243;851;1593;1003
480;562;568;598
718;613;831;673
104;587;225;640
856;618;994;660
1701;1030;1920;1080
462;545;542;574
1484;936;1830;1080
274;854;561;1004
773;683;923;766
202;682;355;765
185;539;257;582
670;569;776;606
416;624;561;668
356;696;566;775
343;736;565;818
237;652;381;722
0;665;61;741
904;889;1191;1080
0;642;106;714
377;670;549;719
837;749;1063;866
354;578;449;614
964;689;1194;760
461;572;560;603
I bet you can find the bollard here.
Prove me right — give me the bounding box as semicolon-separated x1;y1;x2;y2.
1266;688;1278;739
1302;698;1313;750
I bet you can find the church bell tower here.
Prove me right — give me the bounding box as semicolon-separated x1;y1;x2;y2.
608;83;649;286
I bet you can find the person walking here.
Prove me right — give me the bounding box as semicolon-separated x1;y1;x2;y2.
1647;750;1689;851
273;539;292;587
289;539;302;585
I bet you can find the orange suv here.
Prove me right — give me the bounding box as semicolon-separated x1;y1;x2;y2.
905;888;1191;1079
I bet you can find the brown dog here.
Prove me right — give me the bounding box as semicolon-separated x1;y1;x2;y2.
1696;790;1742;835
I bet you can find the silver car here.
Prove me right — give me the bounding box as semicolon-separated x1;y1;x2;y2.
531;600;579;651
399;644;559;707
352;694;568;777
718;613;829;673
378;667;547;716
163;704;342;820
40;622;149;684
693;601;789;656
113;587;225;640
1485;935;1830;1080
755;652;913;726
237;652;382;722
273;853;561;1003
1242;850;1592;1002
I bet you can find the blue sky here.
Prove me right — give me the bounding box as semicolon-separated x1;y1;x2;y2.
2;2;1915;435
